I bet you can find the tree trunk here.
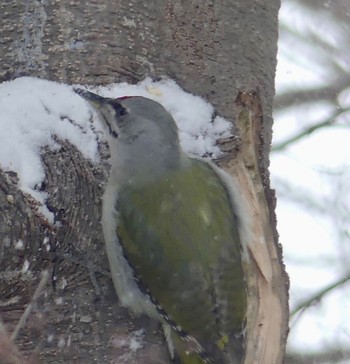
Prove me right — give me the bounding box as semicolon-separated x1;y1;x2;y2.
0;1;288;363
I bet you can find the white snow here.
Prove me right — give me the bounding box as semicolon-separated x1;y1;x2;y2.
14;239;25;250
91;78;231;156
0;77;231;222
57;337;65;348
129;329;145;352
21;259;30;273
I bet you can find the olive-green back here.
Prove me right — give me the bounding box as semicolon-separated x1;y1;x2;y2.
117;159;246;362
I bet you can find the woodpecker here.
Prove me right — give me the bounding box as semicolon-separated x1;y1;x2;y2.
74;88;247;363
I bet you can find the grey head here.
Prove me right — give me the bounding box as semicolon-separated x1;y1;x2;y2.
74;88;186;185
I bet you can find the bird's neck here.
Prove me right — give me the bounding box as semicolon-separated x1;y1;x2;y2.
108;141;188;187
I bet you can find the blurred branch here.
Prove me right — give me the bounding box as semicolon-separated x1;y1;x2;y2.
291;272;350;317
0;317;25;364
0;271;48;364
274;79;350;110
272;105;350;152
273;179;326;214
272;118;334;152
293;0;350;26
280;4;350;76
11;270;49;341
286;349;350;364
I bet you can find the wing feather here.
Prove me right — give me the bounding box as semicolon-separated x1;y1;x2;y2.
117;159;246;360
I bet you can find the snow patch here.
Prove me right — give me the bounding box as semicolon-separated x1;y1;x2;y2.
0;77;232;223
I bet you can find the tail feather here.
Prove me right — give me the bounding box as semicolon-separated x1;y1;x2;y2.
163;324;244;364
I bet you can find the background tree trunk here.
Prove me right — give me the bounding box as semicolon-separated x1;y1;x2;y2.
0;1;288;363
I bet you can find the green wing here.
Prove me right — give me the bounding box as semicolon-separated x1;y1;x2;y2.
117;159;246;360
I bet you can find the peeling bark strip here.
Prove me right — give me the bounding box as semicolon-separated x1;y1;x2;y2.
220;91;288;364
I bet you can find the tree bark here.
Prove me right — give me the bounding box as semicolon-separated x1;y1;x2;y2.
0;1;288;363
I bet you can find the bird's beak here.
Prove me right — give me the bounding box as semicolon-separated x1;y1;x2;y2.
73;88;106;109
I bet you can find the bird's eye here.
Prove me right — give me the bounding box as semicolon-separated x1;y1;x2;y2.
111;101;128;116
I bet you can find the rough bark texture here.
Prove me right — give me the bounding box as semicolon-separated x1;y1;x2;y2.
0;1;288;363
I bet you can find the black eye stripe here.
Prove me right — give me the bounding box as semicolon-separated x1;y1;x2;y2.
111;101;128;116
